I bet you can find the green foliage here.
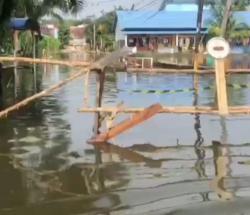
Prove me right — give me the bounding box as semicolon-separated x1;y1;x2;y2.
37;37;61;57
0;0;85;56
208;0;250;40
14;0;85;20
19;31;33;56
0;0;15;24
58;23;70;48
0;25;13;54
86;11;116;50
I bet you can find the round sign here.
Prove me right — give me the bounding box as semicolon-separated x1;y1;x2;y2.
206;37;230;59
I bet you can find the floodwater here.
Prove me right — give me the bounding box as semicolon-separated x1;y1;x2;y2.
1;64;250;214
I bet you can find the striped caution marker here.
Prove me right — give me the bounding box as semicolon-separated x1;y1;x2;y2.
113;83;250;96
131;88;195;95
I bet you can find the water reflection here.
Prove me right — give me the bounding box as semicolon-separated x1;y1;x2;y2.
2;65;250;214
211;141;234;201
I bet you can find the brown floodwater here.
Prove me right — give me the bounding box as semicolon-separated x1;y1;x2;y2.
1;64;250;214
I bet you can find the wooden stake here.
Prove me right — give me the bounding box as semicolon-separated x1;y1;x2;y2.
215;59;228;115
0;71;85;119
83;70;90;107
88;104;163;143
13;31;19;57
193;53;199;72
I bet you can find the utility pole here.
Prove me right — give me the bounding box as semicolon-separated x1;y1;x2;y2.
221;0;233;38
93;23;96;51
194;0;205;71
195;0;205;53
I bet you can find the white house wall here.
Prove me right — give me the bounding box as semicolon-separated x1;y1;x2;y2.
115;22;126;42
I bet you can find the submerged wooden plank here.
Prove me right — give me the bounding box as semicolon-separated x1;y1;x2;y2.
88;104;163;143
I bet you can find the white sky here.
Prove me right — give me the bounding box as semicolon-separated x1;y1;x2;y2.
73;0;162;19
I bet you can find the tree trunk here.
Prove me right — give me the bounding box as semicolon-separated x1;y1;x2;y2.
195;0;205;53
221;0;233;38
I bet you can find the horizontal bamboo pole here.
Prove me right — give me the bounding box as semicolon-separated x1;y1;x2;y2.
79;106;250;115
0;70;86;119
0;56;90;68
79;106;218;114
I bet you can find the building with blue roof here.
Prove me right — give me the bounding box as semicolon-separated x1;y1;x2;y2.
115;10;250;53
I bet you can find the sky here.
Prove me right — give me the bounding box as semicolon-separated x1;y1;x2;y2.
73;0;162;19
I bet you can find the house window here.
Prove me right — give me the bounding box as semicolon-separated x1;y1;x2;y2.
128;38;136;47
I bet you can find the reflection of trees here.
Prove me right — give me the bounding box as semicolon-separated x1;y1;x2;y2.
0;65;75;208
194;114;206;179
227;74;247;106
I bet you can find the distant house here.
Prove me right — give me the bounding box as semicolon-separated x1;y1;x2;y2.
41;24;58;39
115;10;250;53
115;10;210;53
69;25;87;47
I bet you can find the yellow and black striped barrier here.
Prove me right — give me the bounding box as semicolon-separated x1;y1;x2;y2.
128;83;250;95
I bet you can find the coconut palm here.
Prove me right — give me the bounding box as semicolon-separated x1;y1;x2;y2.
208;0;250;40
0;0;85;55
14;0;85;20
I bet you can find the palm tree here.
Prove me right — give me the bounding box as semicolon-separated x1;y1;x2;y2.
0;0;15;23
195;0;205;52
14;0;85;20
221;0;233;38
208;0;250;40
0;0;85;55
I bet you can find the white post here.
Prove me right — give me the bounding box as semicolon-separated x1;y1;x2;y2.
150;58;153;68
176;34;179;47
125;35;128;47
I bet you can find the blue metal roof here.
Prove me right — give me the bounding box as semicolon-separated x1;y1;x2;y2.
9;18;30;31
116;10;250;34
116;10;212;31
126;30;207;35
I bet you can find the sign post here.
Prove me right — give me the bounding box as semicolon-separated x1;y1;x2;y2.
207;37;230;115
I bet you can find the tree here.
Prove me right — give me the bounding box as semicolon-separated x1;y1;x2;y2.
221;0;233;38
0;0;14;23
0;0;85;55
14;0;85;20
86;11;116;51
58;23;70;48
208;0;250;40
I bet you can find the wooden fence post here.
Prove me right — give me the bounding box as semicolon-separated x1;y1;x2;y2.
215;59;228;115
207;37;230;115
